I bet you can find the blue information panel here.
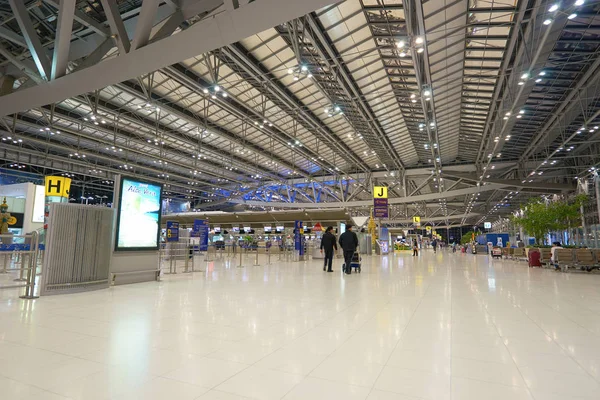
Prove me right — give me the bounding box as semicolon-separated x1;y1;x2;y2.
373;198;389;218
194;219;209;251
166;221;179;242
294;220;304;256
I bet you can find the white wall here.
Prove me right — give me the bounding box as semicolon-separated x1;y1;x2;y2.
0;182;43;233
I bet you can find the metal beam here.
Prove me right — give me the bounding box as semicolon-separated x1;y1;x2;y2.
304;14;407;172
231;185;504;208
0;26;27;48
441;171;575;193
520;55;600;162
222;44;370;173
100;0;131;54
43;0;110;37
51;0;76;80
8;0;52;80
0;0;336;118
131;0;160;50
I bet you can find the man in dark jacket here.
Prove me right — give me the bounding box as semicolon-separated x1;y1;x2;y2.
320;226;338;272
339;224;359;274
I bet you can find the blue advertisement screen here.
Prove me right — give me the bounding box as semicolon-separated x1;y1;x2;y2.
115;177;162;251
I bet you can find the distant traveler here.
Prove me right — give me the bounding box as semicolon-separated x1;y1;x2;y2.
320;226;338;272
432;238;437;253
412;239;418;256
339;224;359;274
550;241;563;270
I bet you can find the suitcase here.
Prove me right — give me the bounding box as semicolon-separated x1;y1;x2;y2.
528;249;542;267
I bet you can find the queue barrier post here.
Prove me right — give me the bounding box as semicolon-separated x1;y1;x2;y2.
237;245;244;268
254;248;260;266
20;231;39;300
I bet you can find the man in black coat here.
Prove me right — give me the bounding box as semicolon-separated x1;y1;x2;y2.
320;226;338;272
339;224;359;274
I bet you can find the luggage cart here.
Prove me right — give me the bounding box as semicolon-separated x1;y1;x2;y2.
342;251;361;274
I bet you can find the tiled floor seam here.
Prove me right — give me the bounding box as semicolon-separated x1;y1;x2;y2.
367;284;429;399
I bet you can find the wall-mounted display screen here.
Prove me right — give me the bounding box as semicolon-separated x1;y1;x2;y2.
232;226;240;233
115;177;162;251
243;226;251;233
264;226;272;232
214;226;221;233
276;225;284;232
340;222;346;233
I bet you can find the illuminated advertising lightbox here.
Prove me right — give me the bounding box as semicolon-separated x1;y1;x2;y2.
115;177;162;251
32;185;45;223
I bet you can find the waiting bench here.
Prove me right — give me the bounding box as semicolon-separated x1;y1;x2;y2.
574;249;599;272
512;247;525;260
555;249;575;272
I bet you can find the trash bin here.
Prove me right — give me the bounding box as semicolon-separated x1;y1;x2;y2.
528;249;541;267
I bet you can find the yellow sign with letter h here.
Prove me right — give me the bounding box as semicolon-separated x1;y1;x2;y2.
44;176;71;198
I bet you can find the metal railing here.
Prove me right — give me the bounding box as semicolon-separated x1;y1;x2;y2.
0;231;40;299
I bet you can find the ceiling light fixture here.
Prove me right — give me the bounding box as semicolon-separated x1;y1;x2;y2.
287;65;313;81
543;19;552;25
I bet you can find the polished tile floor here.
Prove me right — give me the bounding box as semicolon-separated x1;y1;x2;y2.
1;250;600;399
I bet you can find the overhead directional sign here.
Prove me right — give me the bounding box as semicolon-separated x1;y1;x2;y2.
413;216;421;227
373;198;389;218
373;186;388;199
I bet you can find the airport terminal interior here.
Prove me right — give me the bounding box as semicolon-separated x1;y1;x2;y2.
1;0;600;399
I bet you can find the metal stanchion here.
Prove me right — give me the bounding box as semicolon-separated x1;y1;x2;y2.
254;248;261;266
164;243;177;274
20;231;39;300
183;246;190;273
14;250;27;282
1;253;9;274
266;248;272;265
205;245;213;262
237;246;245;268
190;244;196;272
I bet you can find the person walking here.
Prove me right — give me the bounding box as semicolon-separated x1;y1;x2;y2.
432;238;437;253
412;239;418;256
339;224;358;275
320;226;338;272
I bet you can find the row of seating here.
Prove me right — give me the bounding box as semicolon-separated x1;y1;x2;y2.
554;248;600;272
502;247;600;272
